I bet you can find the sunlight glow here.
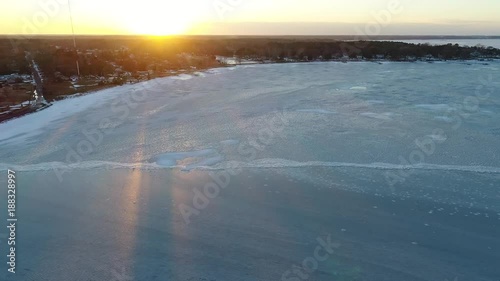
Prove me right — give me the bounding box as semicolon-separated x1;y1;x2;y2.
122;2;201;35
4;0;500;35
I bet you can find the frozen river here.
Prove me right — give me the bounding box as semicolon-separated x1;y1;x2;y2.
0;61;499;281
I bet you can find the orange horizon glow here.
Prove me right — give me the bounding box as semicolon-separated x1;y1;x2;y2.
3;0;500;36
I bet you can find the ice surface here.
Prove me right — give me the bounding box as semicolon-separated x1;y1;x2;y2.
220;139;240;146
427;134;448;142
296;109;336;114
1;158;498;174
434;116;454;122
1;61;500;281
171;74;194;80
415;104;454;111
0;60;499;179
0;86;126;145
360;112;397;120
366;100;385;104
151;149;222;169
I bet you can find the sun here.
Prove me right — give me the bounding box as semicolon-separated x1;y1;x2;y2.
128;15;190;35
131;20;187;35
129;14;191;35
124;3;200;35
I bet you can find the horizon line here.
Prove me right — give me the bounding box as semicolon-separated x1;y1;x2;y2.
2;34;500;37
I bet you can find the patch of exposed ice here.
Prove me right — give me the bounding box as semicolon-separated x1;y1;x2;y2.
434;116;454;122
2;159;500;174
415;104;453;111
193;72;206;77
171;74;194;80
220;139;240;146
360;112;397;120
151;149;220;168
297;109;336;114
366;100;385;104
427;134;448;142
183;155;224;171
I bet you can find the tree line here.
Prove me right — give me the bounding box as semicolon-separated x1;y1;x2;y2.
0;37;499;80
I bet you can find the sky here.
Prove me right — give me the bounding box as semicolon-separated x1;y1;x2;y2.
2;0;500;35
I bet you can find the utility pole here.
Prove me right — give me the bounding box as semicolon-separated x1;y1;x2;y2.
68;0;80;77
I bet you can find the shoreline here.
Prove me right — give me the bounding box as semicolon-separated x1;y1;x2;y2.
0;65;226;124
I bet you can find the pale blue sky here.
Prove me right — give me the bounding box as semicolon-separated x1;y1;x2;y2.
2;0;500;35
